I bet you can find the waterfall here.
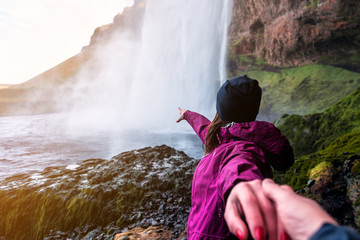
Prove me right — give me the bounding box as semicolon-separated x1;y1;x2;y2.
68;0;233;132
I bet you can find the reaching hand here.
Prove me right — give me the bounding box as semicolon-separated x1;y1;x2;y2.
262;179;338;240
225;179;338;240
225;179;280;240
176;107;187;123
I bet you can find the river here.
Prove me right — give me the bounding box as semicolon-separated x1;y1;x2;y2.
0;113;204;180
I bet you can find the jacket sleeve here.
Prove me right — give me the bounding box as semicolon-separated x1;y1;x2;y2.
262;133;294;171
310;223;360;240
183;111;211;144
255;125;295;171
235;122;295;171
216;148;265;202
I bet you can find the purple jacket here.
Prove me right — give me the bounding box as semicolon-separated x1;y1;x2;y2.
184;111;294;239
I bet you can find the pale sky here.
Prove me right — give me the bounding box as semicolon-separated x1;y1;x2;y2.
0;0;134;85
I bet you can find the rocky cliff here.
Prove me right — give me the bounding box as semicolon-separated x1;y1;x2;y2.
0;1;359;239
2;0;359;120
226;0;360;120
228;0;360;66
0;0;146;116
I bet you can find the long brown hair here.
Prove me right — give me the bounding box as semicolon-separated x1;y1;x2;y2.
205;113;228;154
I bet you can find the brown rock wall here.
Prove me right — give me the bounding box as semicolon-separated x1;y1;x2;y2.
88;0;146;47
229;0;360;65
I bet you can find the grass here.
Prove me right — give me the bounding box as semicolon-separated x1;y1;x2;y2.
305;0;319;8
274;131;360;190
238;64;360;119
309;161;333;181
273;86;360;191
278;86;360;156
317;52;360;66
227;53;271;74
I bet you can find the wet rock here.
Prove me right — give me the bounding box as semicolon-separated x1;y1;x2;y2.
306;179;315;188
305;155;360;229
83;229;103;239
0;145;199;240
114;226;173;240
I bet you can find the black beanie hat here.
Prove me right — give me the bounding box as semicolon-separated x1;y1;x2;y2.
216;75;262;122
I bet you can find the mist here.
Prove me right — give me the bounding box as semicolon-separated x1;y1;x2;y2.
66;0;234;134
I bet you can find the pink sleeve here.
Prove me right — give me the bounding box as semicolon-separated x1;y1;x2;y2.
183;111;211;144
217;151;264;202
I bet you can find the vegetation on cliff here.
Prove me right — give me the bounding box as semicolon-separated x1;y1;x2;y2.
227;51;360;121
0;0;359;237
271;87;360;230
278;86;360;156
274;132;360;189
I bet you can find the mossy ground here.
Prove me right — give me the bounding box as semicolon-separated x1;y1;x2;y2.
273;132;360;190
245;64;360;119
227;52;360;121
309;161;333;181
317;52;360;69
0;186;117;240
273;86;360;191
277;86;360;156
227;53;274;74
305;0;319;8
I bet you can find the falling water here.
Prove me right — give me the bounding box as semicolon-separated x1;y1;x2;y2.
68;0;234;132
0;0;234;180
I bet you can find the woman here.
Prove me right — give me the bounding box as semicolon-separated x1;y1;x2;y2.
177;75;294;240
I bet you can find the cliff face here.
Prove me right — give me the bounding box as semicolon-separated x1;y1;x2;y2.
229;0;360;66
86;0;145;48
2;0;359;117
0;0;146;116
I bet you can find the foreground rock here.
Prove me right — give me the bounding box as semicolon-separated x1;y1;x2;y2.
307;154;360;228
1;141;358;239
0;145;198;240
113;226;185;240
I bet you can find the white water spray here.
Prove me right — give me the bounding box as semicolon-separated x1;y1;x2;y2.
69;0;233;132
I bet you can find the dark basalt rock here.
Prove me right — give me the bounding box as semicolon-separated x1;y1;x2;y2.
0;145;199;240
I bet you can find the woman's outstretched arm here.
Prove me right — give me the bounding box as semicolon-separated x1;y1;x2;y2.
176;107;211;144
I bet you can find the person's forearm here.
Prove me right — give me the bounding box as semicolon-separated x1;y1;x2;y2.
183;111;210;144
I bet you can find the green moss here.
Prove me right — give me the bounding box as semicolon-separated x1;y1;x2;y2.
227;52;272;78
317;52;360;66
255;57;268;65
246;64;360;118
305;0;319;8
238;54;253;64
0;190;68;240
277;132;360;190
278;87;360;156
0;186;122;240
351;160;360;175
309;161;333;181
356;197;360;207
